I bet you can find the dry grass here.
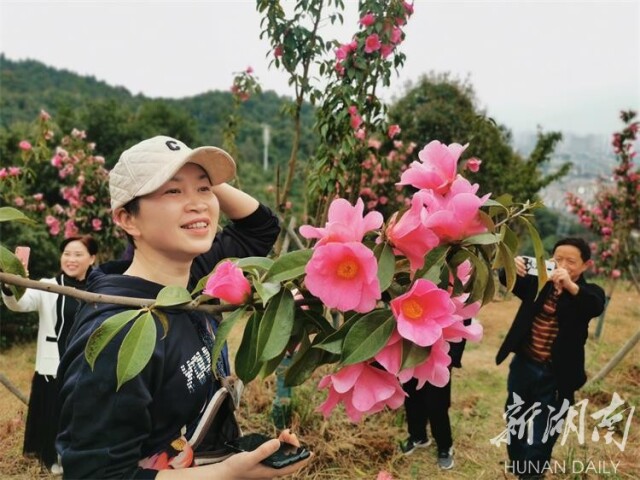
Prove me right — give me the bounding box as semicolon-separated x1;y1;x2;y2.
1;284;638;479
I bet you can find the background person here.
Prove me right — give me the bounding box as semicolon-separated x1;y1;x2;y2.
56;136;312;479
1;235;98;474
400;319;473;470
496;237;605;480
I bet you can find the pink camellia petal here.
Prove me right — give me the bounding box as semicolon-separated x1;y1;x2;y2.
385;192;439;273
413;339;452;388
299;198;382;247
203;260;251;305
374;330;403;375
330;363;364;393
398;140;468;194
316;363;406;422
442;319;484;343
304;242;380;313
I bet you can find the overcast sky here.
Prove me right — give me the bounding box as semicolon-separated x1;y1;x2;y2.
1;0;638;136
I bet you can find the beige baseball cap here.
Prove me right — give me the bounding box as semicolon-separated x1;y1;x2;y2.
109;136;236;210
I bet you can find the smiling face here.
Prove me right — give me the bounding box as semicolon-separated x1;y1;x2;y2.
117;163;220;263
552;244;590;281
60;240;95;280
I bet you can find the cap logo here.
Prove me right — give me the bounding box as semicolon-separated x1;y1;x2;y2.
165;140;181;151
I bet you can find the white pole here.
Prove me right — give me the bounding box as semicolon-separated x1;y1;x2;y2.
262;124;270;171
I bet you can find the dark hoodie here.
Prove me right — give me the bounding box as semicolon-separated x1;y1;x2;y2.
56;204;279;479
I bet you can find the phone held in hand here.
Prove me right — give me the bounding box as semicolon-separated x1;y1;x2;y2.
225;433;311;469
15;246;31;269
522;256;555;276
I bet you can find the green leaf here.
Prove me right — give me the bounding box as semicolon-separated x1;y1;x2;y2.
190;273;212;295
285;335;337;386
258;350;286;379
264;249;313;283
399;340;430;370
415;245;449;280
0;207;36;224
257;289;295;362
235;256;274;271
500;224;520;256
374;242;395;292
341;310;395;366
313;314;360;354
463;250;489;304
116;311;157;390
85;309;142;370
497;242;517;292
0;245;27;299
254;280;281;306
519;216;548;293
154;286;192;307
462;233;500;246
210;307;248;371
235;312;263;383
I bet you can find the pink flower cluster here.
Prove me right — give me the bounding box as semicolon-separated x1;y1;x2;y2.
389;140;489;273
302;140;485;422
334;2;414;76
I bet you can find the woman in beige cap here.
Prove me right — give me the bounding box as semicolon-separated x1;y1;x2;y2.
56;136;312;479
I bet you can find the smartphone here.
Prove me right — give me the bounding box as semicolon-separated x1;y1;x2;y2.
521;256;555;276
15;246;31;270
225;433;310;469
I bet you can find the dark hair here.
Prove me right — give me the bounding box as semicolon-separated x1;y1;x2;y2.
60;235;99;256
552;237;591;262
121;197;141;248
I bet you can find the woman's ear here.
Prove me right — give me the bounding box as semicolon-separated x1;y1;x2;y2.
113;208;141;240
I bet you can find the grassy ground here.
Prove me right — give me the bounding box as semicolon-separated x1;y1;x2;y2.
1;284;638;479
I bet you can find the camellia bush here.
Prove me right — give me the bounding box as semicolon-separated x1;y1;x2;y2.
566;110;639;287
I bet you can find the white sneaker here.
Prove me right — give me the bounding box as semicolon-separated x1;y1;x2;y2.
50;463;63;476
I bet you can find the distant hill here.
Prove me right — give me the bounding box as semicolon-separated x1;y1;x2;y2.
0;55;320;214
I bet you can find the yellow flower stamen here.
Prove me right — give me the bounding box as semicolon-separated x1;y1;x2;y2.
401;299;423;320
336;258;359;279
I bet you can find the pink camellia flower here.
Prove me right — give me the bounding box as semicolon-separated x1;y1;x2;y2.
304;242;380;313
391;279;459;347
45;216;60;236
388;124;401;138
611;269;621;279
398;140;468;194
368;138;382;150
40;109;51;121
359;12;375;27
403;1;415;15
8;167;21;176
380;44;394;59
317;362;406;422
390;26;403;44
246;66;253;74
91;218;103;231
203;260;251;305
355;128;366;140
14;196;25;207
465;157;482;172
350;113;363;130
19;140;32;151
364;33;381;53
64;219;79;239
385;192;439;273
0;168;7;179
32;193;44;201
299;197;383;246
601;226;612;236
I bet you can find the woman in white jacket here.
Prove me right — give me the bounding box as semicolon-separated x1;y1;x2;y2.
1;235;98;474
